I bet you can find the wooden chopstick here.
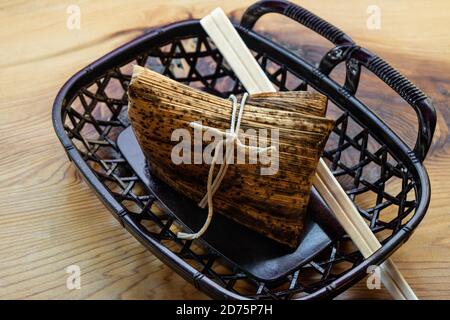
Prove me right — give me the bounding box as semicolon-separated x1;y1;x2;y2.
209;8;275;92
200;14;260;93
315;162;417;299
200;7;417;300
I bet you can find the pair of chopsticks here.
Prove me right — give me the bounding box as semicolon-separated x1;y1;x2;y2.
200;8;417;300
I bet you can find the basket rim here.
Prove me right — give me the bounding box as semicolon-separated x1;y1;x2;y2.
52;19;431;300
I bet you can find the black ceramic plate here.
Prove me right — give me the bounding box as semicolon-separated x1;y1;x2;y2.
118;126;343;281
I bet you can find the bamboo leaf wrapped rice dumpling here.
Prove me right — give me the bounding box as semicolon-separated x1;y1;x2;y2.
128;66;334;248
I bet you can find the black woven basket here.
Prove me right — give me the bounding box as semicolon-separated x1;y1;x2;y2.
52;0;436;299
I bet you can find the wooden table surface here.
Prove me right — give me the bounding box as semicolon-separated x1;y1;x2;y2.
1;0;449;299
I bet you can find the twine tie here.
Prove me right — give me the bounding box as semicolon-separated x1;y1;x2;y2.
177;93;276;240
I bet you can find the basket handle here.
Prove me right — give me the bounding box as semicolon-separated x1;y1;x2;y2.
240;0;354;45
241;0;436;161
349;48;436;162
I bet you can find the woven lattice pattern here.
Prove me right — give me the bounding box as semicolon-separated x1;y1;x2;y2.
62;35;418;299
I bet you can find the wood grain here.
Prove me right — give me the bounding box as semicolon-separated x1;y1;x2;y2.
0;0;449;299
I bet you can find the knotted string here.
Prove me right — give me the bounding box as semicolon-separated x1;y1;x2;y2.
177;93;277;240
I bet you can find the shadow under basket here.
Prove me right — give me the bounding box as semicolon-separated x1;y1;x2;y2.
52;0;436;299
